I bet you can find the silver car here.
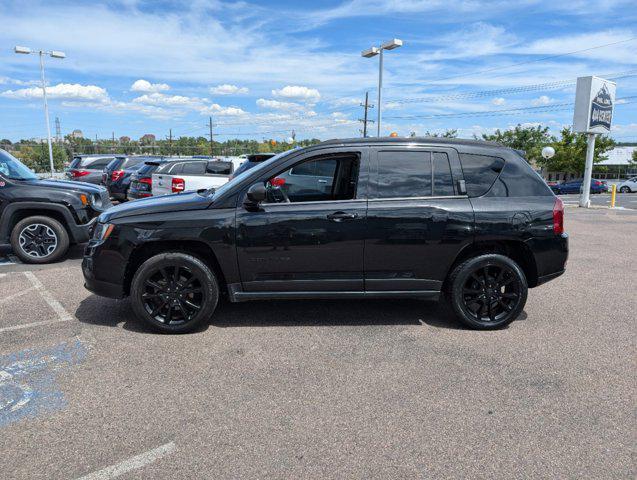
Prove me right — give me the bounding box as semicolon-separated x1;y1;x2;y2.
66;155;116;184
617;177;637;193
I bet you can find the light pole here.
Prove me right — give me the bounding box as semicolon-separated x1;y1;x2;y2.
14;46;66;177
361;38;403;137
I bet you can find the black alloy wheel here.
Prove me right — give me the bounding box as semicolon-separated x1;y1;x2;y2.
449;254;528;329
620;186;630;193
130;252;219;333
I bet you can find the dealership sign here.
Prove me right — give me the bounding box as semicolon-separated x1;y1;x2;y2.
573;76;616;134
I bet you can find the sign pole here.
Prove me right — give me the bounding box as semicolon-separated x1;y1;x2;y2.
579;133;596;208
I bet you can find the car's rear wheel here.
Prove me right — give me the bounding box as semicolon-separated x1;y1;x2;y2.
619;186;630;193
130;252;219;333
10;216;69;264
448;254;528;329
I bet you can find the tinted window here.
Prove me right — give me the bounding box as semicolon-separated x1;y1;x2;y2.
433;152;455;196
233;161;256;177
181;162;206;175
459;154;504;197
137;163;162;176
122;157;147;169
378;151;432;198
88;157;116;169
291;158;337;177
69;157;82;169
206;161;232;175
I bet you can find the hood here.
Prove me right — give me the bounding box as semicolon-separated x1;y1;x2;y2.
23;178;108;195
100;191;212;222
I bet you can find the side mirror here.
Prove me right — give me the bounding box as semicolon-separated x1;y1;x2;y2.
246;183;267;203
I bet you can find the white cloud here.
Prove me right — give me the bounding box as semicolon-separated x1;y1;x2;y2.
210;84;249;95
256;98;307;111
492;97;506;106
272;85;321;103
198;104;247;116
132;92;203;107
130;79;170;93
532;95;553;105
1;83;109;102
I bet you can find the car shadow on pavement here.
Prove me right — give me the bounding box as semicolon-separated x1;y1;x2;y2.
75;294;477;333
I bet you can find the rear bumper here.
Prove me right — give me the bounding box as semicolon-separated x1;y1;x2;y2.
536;269;565;286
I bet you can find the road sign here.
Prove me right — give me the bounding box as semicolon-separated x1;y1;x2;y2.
573;76;616;134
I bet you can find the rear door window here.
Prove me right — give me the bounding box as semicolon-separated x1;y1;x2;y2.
206;161;233;175
181;162;206;175
377;151;432;198
433;152;455;196
458;154;504;197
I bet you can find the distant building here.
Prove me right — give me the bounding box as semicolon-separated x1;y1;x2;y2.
592;145;637;180
70;129;84;139
140;134;156;145
119;136;131;143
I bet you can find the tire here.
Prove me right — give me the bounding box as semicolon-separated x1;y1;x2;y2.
619;186;630;193
130;252;219;333
448;254;528;330
10;215;70;264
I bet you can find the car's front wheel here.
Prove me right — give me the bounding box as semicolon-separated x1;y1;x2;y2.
10;215;70;264
448;254;528;329
619;186;630;193
130;252;219;333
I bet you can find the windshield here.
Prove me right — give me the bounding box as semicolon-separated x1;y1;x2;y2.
212;149;296;198
0;149;38;181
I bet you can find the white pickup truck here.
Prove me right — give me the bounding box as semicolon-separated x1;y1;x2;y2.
152;158;240;196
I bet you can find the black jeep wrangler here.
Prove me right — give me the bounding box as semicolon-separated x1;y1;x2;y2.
0;149;111;263
83;137;568;332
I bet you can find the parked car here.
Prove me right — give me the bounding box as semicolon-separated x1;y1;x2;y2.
230;153;277;179
616;177;637;193
550;178;608;195
66;155;116;184
102;156;158;201
151;159;233;196
83;137;568;333
128;159;171;200
0;149;111;263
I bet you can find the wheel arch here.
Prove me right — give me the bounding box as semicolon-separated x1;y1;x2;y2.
123;240;228;297
443;240;539;291
1;206;73;244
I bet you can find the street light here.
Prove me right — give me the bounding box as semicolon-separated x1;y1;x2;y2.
14;46;66;177
361;38;403;137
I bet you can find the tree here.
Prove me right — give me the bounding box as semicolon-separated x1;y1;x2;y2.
14;143;69;172
536;127;615;174
480;124;552;164
425;129;457;138
632;149;637;164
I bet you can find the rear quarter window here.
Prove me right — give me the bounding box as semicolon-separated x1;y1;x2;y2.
459;154;504;197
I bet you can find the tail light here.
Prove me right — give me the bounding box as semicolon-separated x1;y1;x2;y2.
172;177;185;193
593;180;601;186
270;177;286;187
70;169;90;178
553;197;564;234
139;177;152;191
111;170;124;182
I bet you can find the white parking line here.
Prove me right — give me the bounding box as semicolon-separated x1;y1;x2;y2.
23;271;73;321
75;442;176;480
0;286;37;305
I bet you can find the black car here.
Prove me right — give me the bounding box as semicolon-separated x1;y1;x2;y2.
102;156;159;201
0;149;111;263
230;153;277;178
128;159;170;200
83;137;568;333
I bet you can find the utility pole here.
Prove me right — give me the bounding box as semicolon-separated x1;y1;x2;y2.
358;91;374;138
208;116;214;157
111;131;115;153
95;133;98;154
291;129;296;144
167;129;173;156
55;117;61;143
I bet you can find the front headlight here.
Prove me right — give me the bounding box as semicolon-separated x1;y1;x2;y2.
92;222;114;241
91;193;103;210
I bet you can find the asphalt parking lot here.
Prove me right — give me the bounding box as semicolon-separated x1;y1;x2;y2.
0;207;635;479
559;192;637;210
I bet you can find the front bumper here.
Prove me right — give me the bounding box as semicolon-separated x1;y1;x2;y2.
82;254;125;298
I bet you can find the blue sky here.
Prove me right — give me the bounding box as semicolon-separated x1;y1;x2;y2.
1;0;636;143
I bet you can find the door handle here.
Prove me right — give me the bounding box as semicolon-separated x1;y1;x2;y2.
327;212;358;222
318;179;328;183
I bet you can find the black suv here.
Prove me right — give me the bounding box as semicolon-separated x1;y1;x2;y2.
0;149;111;263
83;138;568;333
